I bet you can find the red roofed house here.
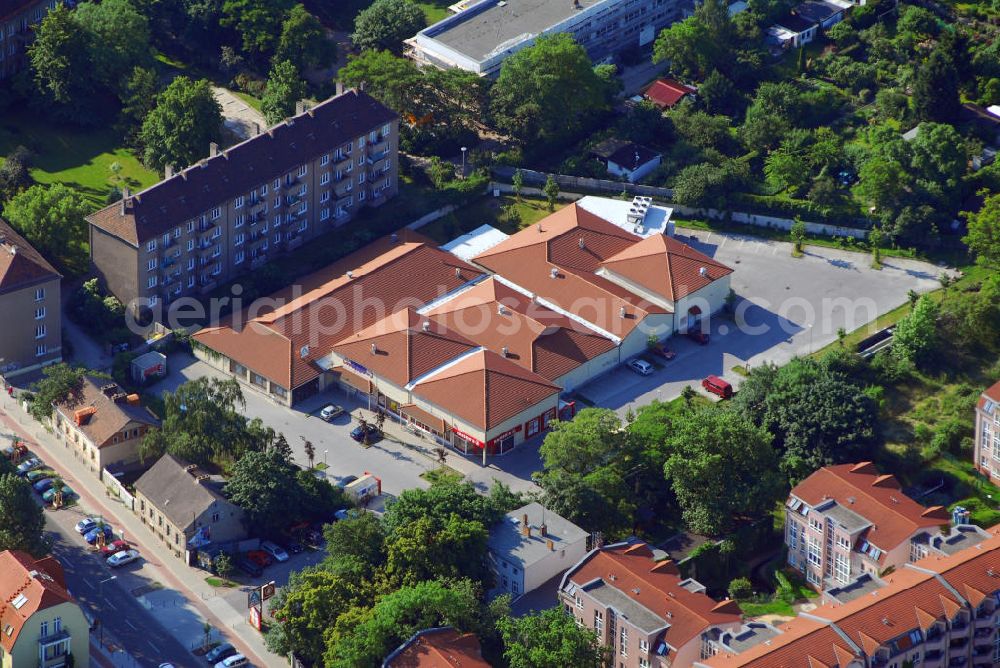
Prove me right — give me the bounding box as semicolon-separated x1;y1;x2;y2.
785;462;951;591
0;550;89;668
644;79;697;110
560;541;743;668
382;627;490;668
973;381;1000;484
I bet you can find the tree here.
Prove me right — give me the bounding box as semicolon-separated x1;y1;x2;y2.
854;158;907;216
671;160;747;208
827;21;857;48
892;294;940;367
491;34;611;146
790;219;806;255
139;76;223;171
28;4;93;108
869;225;883;267
663;408;782;535
913;48;961;122
225;448;302;537
324;579;481;667
0;474;49;556
215;552;233;584
652;0;734;78
543;175;559;211
512;169;523;202
351;0;426;52
498;608;607;668
3;184;89;270
731;358;880;478
728;576;753;600
276;4;335;71
221;0;293;57
963;192;1000;268
699;69;740;116
337;50;423;115
382;478;516;535
261;60;306;125
119;66;159;140
27;363;87;421
302;437;316;468
0;146;33;202
383;514;489;588
765;148;810;195
324;512;386;578
74;0;151;93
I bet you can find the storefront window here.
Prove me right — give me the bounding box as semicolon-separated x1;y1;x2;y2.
526;418;541;437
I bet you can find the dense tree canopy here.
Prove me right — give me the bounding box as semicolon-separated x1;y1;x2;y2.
27;363;87;421
0;475;49;556
3;184;89;271
498;608;608;668
220;0;293;57
139;76;223;171
351;0;426;52
261;59;306;125
74;0;152;93
276;4;335;71
964;192;1000;268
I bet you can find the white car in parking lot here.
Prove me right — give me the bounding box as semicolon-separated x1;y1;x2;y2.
107;549;141;568
260;541;289;563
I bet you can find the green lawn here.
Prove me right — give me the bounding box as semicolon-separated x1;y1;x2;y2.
233;91;263;113
418;195;554;244
420;466;464;485
0;110;159;208
415;0;452;23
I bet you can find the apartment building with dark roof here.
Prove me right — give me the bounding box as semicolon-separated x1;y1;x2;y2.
86;88;399;313
0;218;61;379
0;0;57;80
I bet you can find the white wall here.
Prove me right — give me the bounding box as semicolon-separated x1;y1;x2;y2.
523;532;590;593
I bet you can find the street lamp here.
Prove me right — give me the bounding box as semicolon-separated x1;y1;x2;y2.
324;449;328;466
460;147;467;180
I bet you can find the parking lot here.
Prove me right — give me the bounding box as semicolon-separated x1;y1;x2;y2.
577;230;952;413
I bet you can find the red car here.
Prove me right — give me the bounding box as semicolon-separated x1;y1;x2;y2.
687;330;710;345
650;344;676;360
100;540;131;558
702;375;733;399
246;550;273;568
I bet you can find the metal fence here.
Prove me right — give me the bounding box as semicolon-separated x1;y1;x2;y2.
492;166;675;198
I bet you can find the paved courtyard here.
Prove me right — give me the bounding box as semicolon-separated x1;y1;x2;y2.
578;229;952;413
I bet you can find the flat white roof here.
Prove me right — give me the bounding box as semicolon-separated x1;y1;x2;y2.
575;195;673;237
441;223;510;261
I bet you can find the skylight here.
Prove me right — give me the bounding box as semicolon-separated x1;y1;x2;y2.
11;593;27;609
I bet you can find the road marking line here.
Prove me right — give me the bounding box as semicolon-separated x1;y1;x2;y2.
104;600;117;610
125;619;137;630
148;640;161;654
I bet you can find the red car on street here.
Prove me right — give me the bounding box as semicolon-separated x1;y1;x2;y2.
246;550;273;568
100;540;131;558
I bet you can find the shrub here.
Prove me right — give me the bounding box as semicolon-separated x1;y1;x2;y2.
728;577;753;600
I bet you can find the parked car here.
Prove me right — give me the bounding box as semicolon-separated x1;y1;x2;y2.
205;643;236;663
107;549;141;568
235;558;262;578
215;654;248;668
628;359;654;376
26;468;55;483
246;550;272;568
16;458;43;476
320;404;344;421
350;424;382;443
687;330;710;345
702;375;734;399
33;478;57;493
100;540;131;558
650;344;676;360
283;538;304;554
75;517;100;534
260;541;289;563
84;525;114;545
41;486;76;504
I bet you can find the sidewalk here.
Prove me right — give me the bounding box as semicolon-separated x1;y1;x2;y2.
0;393;282;668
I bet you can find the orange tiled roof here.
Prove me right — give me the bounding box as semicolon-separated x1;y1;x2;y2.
193;231;486;390
385;628;491;667
412;349;559;431
790;463;950;554
423;278;616;381
705;616;859;668
566;542;743;653
981;381;1000;408
599;233;733;303
0;551;74;653
332;309;477;388
472;205;667;339
52;376;160;448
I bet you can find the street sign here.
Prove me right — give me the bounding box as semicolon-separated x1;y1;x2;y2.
248;590;261;608
262;581;276;601
249;606;261;631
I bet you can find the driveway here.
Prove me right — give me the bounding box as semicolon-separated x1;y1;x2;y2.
579;230;951;413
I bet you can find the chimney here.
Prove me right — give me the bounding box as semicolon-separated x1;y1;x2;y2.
210;142;219;157
521;513;530;537
540;524;547;537
120;187;131;215
547;539;554;551
336;81;344;96
295;100;305;115
164;164;174;179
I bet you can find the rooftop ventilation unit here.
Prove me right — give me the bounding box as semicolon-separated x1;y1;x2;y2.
422;321;431;332
627;196;652;226
549;267;559;278
370;343;377;355
699;267;708;277
501;346;509;357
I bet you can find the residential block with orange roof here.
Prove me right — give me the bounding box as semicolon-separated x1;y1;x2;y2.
382;627;490;668
0;550;89;668
699;523;1000;668
784;462;953;591
559;540;744;668
973;381;1000;484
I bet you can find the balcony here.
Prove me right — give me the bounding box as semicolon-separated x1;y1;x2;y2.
250;256;267;270
925;650;944;662
38;629;72;667
973;643;992;657
949;657;968;667
334;154;351;169
973;627;993;639
950;637;969;650
334;181;352;198
367;149;389;165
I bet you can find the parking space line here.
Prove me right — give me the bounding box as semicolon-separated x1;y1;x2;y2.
104;600;117;610
125;619;137;630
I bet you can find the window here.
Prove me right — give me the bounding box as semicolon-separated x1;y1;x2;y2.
640;640;649;654
359;190;366;202
320;172;330;185
809;517;822;532
807;537;822;566
235;195;244;208
211;207;221;220
147;240;157;252
639;660;650;668
369;130;377;143
619;627;628;657
575;595;583;609
234;233;245;246
34;288;44;301
298;183;306;196
297;164;307;177
212;512;220;522
187;239;194;251
274;233;281;244
147;276;157;288
359;171;366;184
53;617;61;634
40;621;48;638
834;552;850;583
187;220;195;233
174;227;181;239
147;258;157;271
382;123;391;137
34;307;46;320
187;258;195;271
320;191;330;203
788;522;800;551
187;275;195;288
273;178;280;190
358;135;365;148
806;569;820;585
320;154;329;166
836;535;850;550
235;250;245;264
35;324;46;339
297;202;307;214
346;141;353;154
298;220;307;232
162;233;169;246
36;344;46;357
595;610;603;633
357;154;364;166
274;196;281;208
320;208;330;221
235;214;245;228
